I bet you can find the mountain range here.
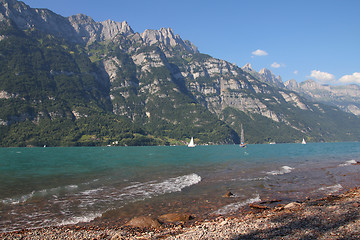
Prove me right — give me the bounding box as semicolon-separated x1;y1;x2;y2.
284;79;360;116
0;0;359;147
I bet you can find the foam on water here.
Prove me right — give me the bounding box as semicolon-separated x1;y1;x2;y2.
65;173;202;210
266;166;294;175
121;173;202;198
339;159;357;167
1;191;36;205
316;184;343;194
58;173;201;227
80;188;104;196
1;184;79;205
0;173;202;231
59;212;103;226
235;176;270;181
214;194;261;215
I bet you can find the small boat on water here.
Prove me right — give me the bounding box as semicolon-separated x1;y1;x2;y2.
302;138;306;144
239;124;247;148
188;137;196;147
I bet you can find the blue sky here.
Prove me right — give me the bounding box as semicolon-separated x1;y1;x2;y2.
22;0;360;85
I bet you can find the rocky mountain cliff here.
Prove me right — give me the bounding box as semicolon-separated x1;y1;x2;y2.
0;0;359;146
242;64;284;89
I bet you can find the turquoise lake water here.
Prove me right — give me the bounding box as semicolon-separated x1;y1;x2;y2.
1;142;360;232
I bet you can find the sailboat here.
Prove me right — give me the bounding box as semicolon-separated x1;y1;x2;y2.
188;137;196;147
302;138;306;144
239;124;247;148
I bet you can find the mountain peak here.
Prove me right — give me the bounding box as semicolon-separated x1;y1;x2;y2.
259;68;271;74
1;0;82;42
160;27;174;35
242;63;253;71
67;15;134;43
284;79;299;90
141;27;198;53
0;0;134;44
258;68;284;88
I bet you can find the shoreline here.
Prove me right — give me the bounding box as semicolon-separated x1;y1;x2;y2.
2;187;360;239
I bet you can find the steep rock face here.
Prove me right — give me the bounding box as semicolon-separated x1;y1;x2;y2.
346;105;360;115
101;19;133;39
259;68;284;88
242;65;284;88
0;0;81;41
173;57;287;123
279;91;309;110
68;14;134;43
284;79;299;90
0;0;197;52
141;28;198;54
299;79;325;91
241;63;261;79
0;0;133;44
132;49;169;72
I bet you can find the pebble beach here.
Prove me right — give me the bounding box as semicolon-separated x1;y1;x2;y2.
1;187;360;240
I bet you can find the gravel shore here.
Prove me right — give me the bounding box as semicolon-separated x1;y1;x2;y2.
1;187;360;239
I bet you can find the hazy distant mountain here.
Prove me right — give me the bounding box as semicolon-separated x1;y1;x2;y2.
0;0;359;146
242;63;360;116
285;79;360;116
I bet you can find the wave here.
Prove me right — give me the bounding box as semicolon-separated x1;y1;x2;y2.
1;191;36;205
339;159;357;167
1;174;202;230
317;184;342;194
266;166;294;176
235;176;270;181
1;184;79;205
59;212;102;226
120;173;201;199
66;173;202;211
79;187;104;196
214;194;261;215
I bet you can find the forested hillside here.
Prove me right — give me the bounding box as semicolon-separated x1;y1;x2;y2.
0;0;359;146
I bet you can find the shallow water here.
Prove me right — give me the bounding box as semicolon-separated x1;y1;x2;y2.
1;142;360;232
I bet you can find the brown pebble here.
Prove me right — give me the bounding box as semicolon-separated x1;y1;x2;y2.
223;191;234;198
249;203;269;210
284;202;302;209
158;213;193;223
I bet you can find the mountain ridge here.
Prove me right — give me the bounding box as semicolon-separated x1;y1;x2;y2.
0;0;359;146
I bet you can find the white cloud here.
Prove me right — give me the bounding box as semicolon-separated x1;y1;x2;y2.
309;70;336;83
338;72;360;84
271;62;281;68
252;49;268;56
294;70;299;75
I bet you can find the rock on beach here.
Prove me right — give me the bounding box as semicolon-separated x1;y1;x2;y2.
158;213;193;223
125;216;161;229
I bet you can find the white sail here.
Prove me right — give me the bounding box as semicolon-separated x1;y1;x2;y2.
239;124;247;147
302;138;306;144
188;137;196;147
240;124;244;144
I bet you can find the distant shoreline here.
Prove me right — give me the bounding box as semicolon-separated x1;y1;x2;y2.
3;140;360;148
